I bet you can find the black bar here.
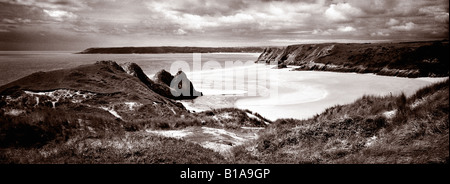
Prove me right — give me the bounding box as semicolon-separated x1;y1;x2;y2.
2;164;448;183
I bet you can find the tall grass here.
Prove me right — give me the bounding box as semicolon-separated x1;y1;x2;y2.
232;79;449;164
1;131;227;164
0;106;229;163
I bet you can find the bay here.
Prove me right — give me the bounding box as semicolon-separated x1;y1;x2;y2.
0;51;446;120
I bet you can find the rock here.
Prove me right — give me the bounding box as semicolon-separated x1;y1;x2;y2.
153;69;174;86
154;69;203;99
95;60;125;72
120;62;203;100
171;71;203;98
120;62;173;99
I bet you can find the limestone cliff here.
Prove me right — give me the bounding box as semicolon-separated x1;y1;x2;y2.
257;41;449;77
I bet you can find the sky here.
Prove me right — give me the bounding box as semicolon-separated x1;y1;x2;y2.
0;0;448;51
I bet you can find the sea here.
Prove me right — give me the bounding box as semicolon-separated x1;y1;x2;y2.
0;51;260;86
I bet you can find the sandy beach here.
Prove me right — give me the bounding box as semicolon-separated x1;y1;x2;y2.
180;64;448;121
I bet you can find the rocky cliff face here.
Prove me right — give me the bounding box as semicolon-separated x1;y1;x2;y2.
257;41;449;77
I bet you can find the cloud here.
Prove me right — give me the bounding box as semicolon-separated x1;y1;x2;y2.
3;0;88;11
434;13;449;23
2;18;17;24
0;0;448;50
391;22;416;31
219;13;254;24
386;18;400;26
43;9;77;20
324;3;364;22
71;26;100;34
337;26;356;32
371;32;390;37
312;29;331;35
145;0;247;16
174;28;187;35
419;5;447;16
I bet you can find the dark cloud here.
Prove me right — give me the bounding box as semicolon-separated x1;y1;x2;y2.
168;0;248;16
0;0;448;50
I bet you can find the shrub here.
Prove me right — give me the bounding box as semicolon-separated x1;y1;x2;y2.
393;93;409;125
123;122;141;132
156;121;170;129
396;93;407;111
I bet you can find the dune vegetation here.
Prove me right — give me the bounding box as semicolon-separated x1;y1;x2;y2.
231;79;449;164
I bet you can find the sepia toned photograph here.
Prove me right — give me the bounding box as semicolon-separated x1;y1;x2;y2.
0;0;448;166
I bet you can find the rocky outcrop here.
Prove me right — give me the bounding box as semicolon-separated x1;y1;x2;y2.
120;62;202;100
154;70;174;86
154;70;203;99
257;41;449;77
120;62;173;99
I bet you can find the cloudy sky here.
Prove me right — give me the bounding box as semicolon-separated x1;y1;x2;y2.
0;0;448;50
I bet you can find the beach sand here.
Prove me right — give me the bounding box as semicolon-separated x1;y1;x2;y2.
179;64;448;121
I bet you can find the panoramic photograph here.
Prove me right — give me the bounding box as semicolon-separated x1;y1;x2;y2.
0;0;448;166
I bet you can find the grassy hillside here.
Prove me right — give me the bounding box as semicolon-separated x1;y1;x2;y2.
232;79;449;164
0;61;269;163
0;61;188;122
0;107;226;164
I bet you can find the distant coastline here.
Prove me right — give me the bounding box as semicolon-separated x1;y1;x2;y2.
77;46;268;54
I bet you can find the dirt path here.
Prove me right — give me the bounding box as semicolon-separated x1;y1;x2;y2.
145;126;261;156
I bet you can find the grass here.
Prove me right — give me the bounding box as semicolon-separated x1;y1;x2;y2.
122;116;202;131
231;79;449;164
0;101;271;163
0;106;120;148
0;105;228;164
0;95;269;163
197;108;271;129
1;131;227;164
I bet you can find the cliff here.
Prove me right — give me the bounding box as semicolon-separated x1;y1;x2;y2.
257;41;449;77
